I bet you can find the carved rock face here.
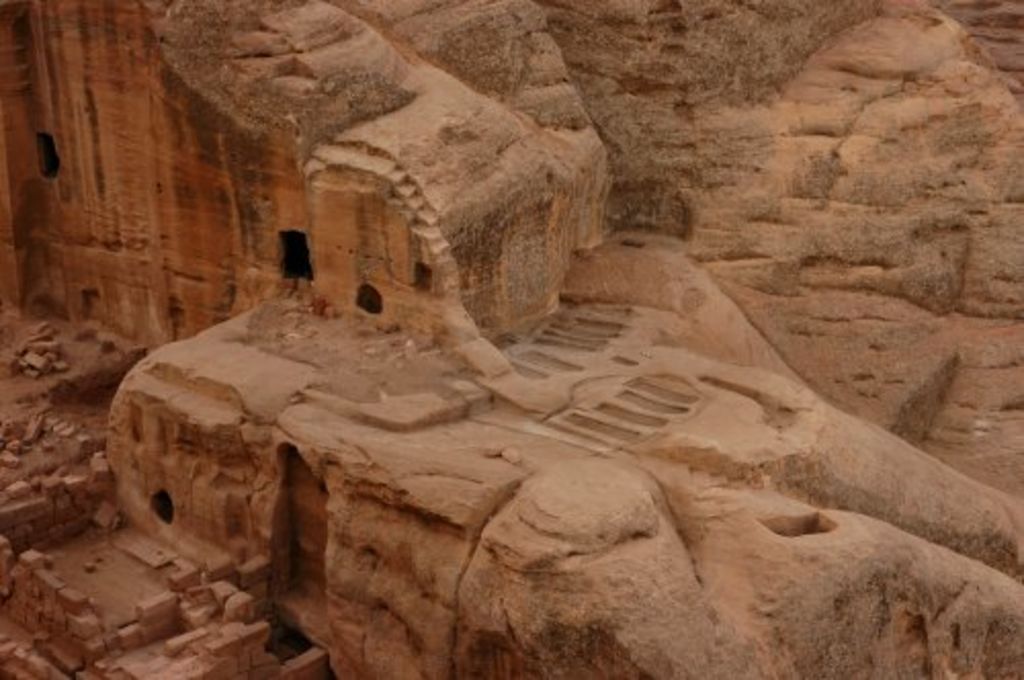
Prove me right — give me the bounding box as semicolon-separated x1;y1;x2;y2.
2;0;1024;677
106;288;1024;678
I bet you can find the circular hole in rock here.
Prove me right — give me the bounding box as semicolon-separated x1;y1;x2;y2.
356;283;383;315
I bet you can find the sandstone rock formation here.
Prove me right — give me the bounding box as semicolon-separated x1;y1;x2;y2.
0;0;606;346
103;290;1024;678
675;2;1024;497
939;0;1024;106
0;0;1022;677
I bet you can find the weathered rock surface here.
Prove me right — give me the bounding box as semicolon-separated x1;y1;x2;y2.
533;0;883;234
674;2;1024;494
1;0;606;345
938;0;1024;106
104;289;1024;678
1;0;1023;677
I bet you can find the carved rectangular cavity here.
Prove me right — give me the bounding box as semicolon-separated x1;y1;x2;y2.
37;133;60;179
280;230;314;280
281;445;327;593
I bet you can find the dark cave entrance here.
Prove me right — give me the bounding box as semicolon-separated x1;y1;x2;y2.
279;230;314;280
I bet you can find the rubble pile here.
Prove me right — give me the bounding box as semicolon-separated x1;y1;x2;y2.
0;412;104;474
8;325;68;380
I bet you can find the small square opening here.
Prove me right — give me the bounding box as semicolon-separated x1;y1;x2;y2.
279;231;314;280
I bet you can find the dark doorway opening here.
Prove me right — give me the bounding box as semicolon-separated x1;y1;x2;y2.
281;444;327;593
269;623;337;677
270;623;313;662
414;262;433;291
151;490;174;524
279;231;314;280
168;296;185;339
356;283;382;314
272;444;332;653
36;133;60;179
13;14;31;48
81;288;100;319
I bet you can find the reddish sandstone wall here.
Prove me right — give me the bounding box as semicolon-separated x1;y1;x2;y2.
0;0;308;344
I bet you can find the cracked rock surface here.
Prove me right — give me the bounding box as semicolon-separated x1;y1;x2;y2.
2;0;1023;677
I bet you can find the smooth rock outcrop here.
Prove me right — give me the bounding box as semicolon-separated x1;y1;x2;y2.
105;293;1024;678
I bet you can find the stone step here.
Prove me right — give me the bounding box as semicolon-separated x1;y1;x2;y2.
511;361;549;380
626;375;700;405
513;350;584;373
544;417;623;449
387;168;409;184
616;388;694;415
417;207;439;225
314;145;396;177
571;314;627;336
560;408;648;441
594;401;669;428
532;334;602;353
395;181;418;198
549;318;622;340
538;327;608;350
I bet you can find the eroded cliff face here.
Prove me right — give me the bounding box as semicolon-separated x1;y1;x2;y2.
2;0;1024;678
532;0;885;234
938;0;1024;106
0;0;310;344
1;0;608;345
674;3;1024;494
150;0;612;336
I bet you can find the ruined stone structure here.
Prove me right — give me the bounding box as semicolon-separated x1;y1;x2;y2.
0;0;1023;678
